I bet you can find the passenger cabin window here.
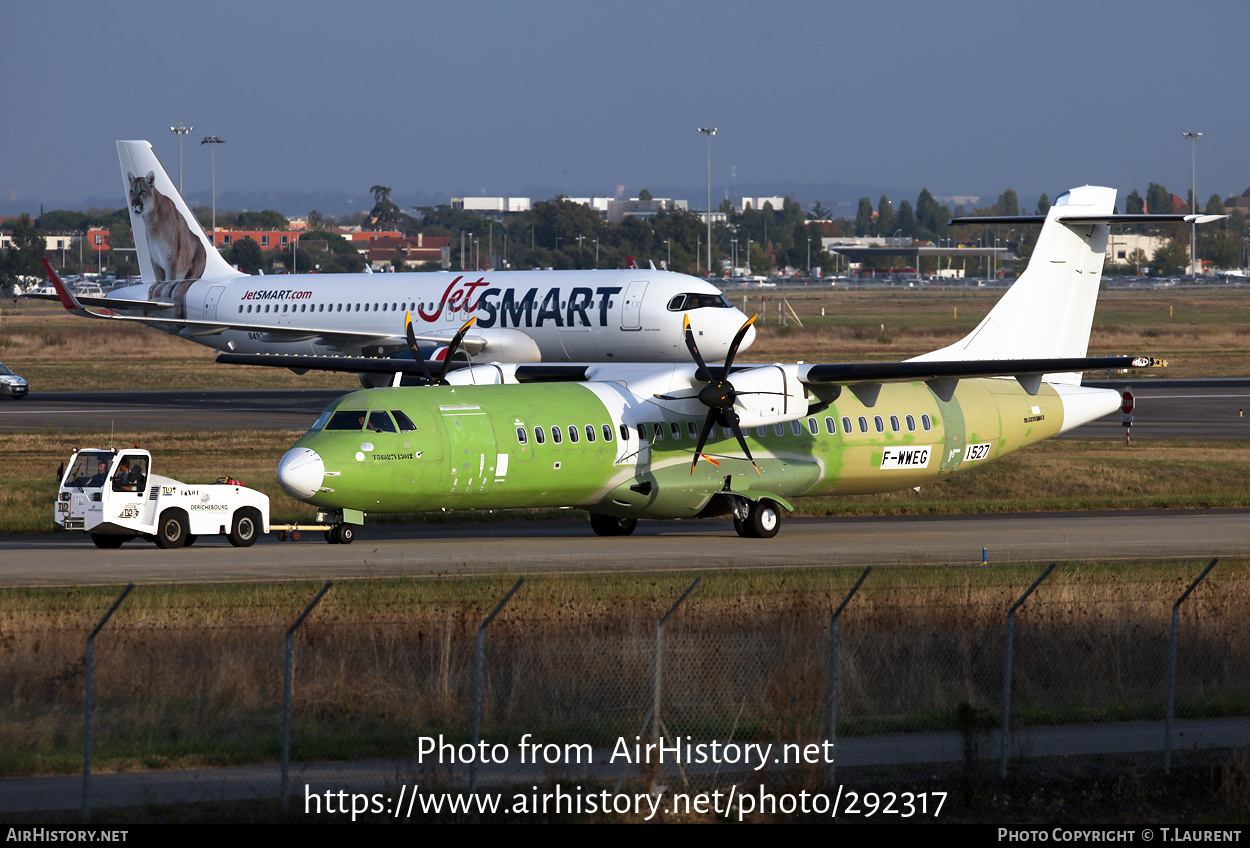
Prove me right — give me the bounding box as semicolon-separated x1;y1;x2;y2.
825;417;836;434
568;425;579;443
516;427;528;445
585;425;596;442
905;414;916;432
890;415;900;432
670;422;681;439
637;424;648;440
921;414;933;431
619;424;629;442
604;424;615;442
808;418;819;435
791;420;802;436
842;417;852;434
653;424;664;441
534;427;546;444
874;416;884;433
858;416;868;433
552;426;563;444
774;423;784;436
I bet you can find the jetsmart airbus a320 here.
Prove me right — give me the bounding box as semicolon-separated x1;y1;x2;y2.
263;186;1220;543
41;140;754;377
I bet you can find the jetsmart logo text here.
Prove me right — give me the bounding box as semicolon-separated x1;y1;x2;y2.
242;290;314;301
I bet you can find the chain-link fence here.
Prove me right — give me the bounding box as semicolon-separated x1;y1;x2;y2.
1;561;1247;822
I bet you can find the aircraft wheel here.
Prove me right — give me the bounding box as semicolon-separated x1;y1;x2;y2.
590;514;637;537
746;499;781;539
91;533;125;549
154;509;189;549
228;508;261;548
338;524;356;544
733;515;751;538
324;529;337;544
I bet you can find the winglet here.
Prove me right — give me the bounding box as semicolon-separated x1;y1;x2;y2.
41;259;87;313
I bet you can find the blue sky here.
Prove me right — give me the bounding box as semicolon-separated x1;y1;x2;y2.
4;0;1247;216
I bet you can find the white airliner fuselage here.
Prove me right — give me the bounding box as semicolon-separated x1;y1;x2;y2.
102;268;748;362
46;140;754;367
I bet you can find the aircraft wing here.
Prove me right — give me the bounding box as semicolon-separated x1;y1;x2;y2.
216;352;581;380
797;355;1158;386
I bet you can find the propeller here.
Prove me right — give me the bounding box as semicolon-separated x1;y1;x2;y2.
404;312;476;385
654;313;762;475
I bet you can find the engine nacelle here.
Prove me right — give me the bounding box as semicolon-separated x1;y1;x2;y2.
730;365;806;428
473;327;542;362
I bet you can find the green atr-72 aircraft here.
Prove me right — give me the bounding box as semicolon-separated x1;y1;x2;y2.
273;187;1220;543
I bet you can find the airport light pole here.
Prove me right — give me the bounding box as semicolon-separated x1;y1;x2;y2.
1183;129;1203;281
201;136;225;252
170;123;192;194
698;124;716;277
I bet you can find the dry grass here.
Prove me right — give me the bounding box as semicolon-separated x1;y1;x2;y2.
0;301;354;391
0;564;1246;776
738;289;1250;375
7;430;1250;534
7;289;1250;388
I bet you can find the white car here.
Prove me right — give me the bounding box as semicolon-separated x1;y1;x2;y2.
0;362;27;399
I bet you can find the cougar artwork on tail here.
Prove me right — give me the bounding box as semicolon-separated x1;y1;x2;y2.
128;170;206;319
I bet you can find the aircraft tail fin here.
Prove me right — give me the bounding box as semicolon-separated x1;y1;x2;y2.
911;186;1116;384
116;140;239;307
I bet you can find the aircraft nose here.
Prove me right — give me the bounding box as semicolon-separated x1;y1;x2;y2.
277;447;325;500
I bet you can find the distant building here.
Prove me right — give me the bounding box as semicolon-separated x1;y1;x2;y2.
739;197;785;212
450;197;532;219
606;197;687;224
1105;233;1171;267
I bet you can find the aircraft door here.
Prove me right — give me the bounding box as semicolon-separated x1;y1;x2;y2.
620;281;648;330
202;285;226;321
442;412;497;495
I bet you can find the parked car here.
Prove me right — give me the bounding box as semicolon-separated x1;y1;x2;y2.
0;362;28;399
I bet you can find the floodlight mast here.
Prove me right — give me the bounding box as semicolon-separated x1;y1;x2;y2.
169;123;192;194
698;125;717;277
1183;128;1203;281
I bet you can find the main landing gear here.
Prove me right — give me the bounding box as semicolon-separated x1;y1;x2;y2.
589;515;637;537
733;498;781;539
587;498;783;539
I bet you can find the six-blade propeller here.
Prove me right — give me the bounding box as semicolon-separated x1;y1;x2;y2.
654;313;761;475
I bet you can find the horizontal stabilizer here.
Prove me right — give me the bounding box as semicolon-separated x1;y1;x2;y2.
22;290;176;310
950;213;1226;226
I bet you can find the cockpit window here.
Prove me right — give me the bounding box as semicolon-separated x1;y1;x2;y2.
324;410;369;430
366;412;398;433
667;292;730;311
391;410;417;432
1053;191;1071;207
310;410;333;431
